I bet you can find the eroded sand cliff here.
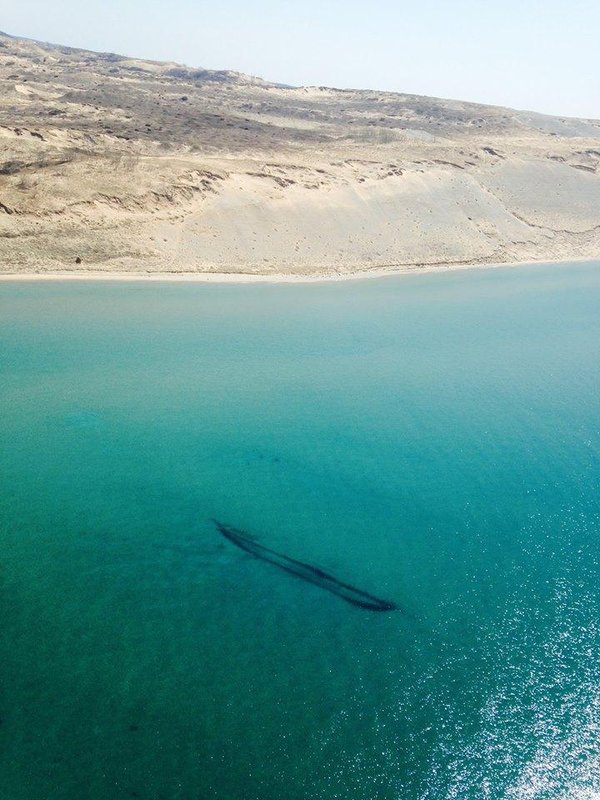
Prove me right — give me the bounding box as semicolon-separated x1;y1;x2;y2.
1;31;599;277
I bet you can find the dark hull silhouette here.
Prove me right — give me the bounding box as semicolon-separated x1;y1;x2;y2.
213;520;399;612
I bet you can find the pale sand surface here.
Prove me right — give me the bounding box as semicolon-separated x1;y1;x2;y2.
1;32;599;276
1;257;598;284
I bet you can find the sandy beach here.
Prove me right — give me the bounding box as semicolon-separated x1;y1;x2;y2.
1;257;598;284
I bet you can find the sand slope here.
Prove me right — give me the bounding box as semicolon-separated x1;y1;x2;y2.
1;31;599;276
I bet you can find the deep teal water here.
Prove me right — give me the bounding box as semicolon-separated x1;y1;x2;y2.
0;262;599;800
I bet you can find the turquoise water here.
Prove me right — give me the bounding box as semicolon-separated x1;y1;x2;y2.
1;262;599;800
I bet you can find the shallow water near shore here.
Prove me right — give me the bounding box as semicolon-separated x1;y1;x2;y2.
1;262;599;800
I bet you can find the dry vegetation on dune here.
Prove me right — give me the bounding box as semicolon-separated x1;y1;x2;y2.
1;31;599;276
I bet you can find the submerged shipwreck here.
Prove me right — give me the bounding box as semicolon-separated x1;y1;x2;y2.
213;520;399;612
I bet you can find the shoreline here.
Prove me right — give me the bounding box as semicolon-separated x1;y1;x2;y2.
0;257;598;284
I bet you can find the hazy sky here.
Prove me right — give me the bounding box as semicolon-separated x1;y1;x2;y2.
2;0;599;117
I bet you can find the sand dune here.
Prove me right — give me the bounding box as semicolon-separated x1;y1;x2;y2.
0;31;599;277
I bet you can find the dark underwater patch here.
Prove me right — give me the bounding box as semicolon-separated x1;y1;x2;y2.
213;520;399;612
